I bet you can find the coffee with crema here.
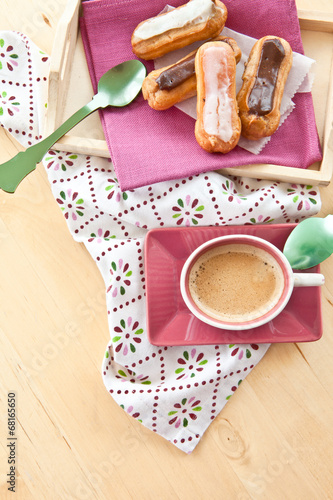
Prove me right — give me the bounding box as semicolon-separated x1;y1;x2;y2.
188;243;285;323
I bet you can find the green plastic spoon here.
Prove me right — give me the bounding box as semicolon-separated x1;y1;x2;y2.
0;59;146;193
283;214;333;269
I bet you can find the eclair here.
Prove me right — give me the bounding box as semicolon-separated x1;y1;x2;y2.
195;41;241;154
237;36;293;140
142;36;241;111
131;0;228;60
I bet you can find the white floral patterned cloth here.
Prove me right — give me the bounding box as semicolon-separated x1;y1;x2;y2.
0;32;322;453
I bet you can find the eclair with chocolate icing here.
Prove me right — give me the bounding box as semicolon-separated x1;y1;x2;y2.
195;41;241;153
142;36;241;111
131;0;227;60
237;36;293;140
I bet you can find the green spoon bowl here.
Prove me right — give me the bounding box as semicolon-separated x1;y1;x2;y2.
0;59;146;193
283;214;333;269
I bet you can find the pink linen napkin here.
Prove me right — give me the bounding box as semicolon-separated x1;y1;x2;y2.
80;0;322;191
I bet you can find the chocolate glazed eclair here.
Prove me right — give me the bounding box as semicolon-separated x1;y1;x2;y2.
237;35;293;140
142;36;241;111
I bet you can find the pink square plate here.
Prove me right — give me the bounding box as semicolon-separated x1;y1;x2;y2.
144;224;323;345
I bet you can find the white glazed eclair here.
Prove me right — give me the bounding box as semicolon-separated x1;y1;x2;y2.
131;0;228;60
195;41;241;153
142;36;241;111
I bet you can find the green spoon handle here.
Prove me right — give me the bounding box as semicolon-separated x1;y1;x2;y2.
0;94;104;193
26;95;103;163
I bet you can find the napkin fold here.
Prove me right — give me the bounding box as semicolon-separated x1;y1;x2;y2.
0;30;322;453
80;0;323;191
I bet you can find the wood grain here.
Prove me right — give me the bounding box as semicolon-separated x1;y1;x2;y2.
1;1;333;499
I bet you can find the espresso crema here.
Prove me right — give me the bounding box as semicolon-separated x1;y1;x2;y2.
188;243;285;323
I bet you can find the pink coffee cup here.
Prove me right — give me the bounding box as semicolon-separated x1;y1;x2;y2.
180;234;324;330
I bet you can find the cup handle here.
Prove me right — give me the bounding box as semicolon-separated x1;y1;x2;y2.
293;273;325;287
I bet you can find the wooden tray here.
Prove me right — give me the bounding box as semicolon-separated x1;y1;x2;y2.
45;0;333;186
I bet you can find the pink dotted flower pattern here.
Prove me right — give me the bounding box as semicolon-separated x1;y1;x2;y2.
112;317;143;355
116;367;151;385
56;189;85;220
175;350;208;380
105;177;134;201
107;259;132;296
287;184;318;211
229;344;259;360
226;380;242;400
172;196;204;226
0;39;19;71
39;49;49;63
168;397;202;428
45;150;78;172
0;91;20;117
120;404;142;422
248;215;274;224
88;228;115;243
221;179;247;203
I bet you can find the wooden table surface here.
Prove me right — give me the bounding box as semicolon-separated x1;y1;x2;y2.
1;1;333;499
